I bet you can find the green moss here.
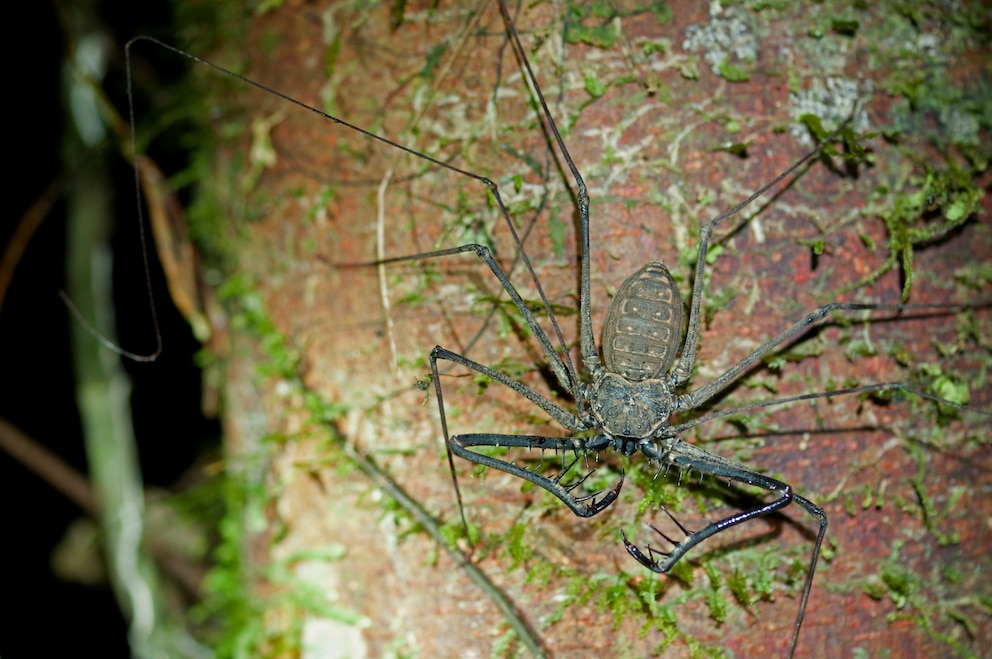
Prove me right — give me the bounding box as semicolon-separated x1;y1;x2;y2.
717;57;750;82
836;164;985;300
830;18;859;37
566;1;672;48
702;563;728;623
189;462;369;657
631;465;687;515
504;522;533;570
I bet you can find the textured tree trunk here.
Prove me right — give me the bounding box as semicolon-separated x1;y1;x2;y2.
185;1;991;656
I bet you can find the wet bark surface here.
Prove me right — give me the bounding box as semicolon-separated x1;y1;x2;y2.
185;1;991;656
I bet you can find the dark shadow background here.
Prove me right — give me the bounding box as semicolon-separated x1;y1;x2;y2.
1;1;219;655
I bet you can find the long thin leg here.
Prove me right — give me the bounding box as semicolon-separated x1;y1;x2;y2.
669;110;866;389
430;345;594;535
431;345;580;431
670;380;992;436
370;243;580;397
675;301;973;413
496;2;598;376
124;31;583;389
788;494;827;659
669;147;826;387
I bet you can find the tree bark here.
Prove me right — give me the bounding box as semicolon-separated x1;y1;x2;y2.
191;1;992;656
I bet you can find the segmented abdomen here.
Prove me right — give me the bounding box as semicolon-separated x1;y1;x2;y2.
602;260;684;382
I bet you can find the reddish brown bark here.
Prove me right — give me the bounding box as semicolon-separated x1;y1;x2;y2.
202;2;991;657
